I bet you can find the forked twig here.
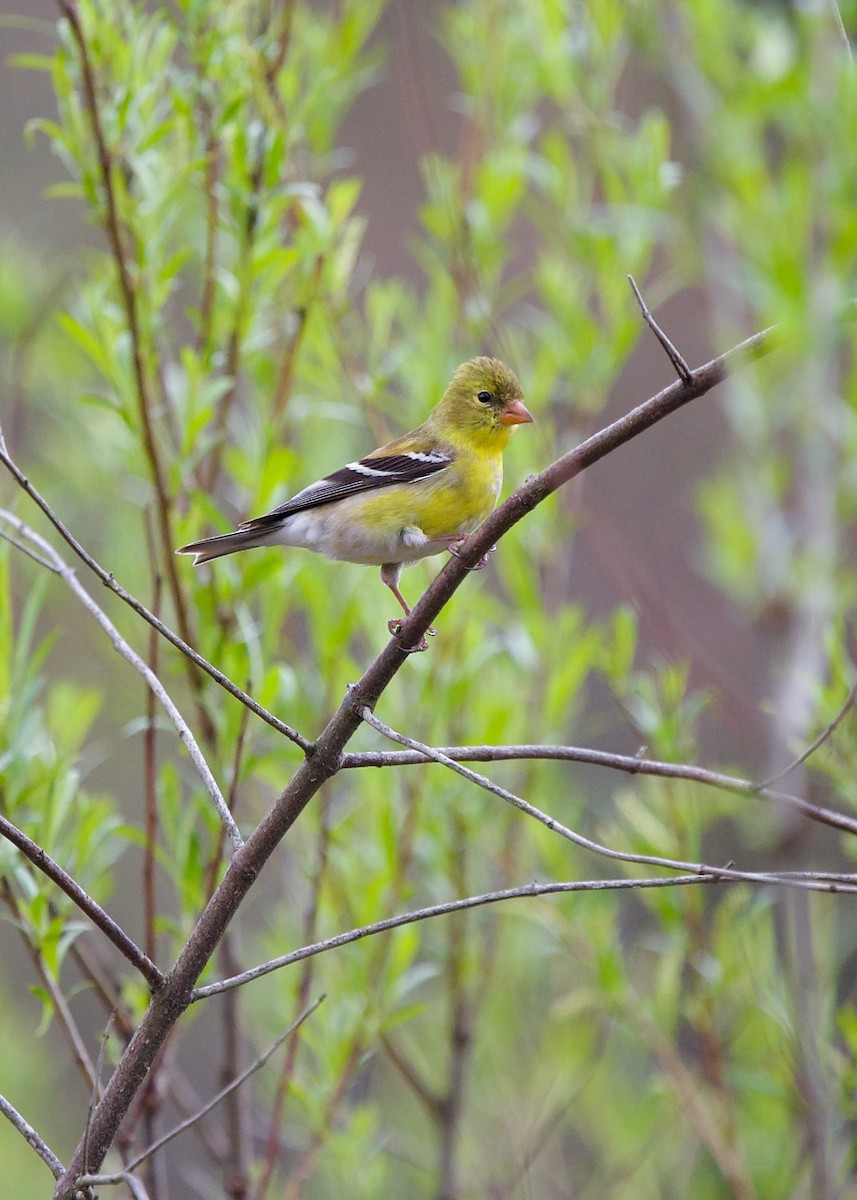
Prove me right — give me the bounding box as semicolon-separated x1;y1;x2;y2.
358;708;857;892
341;740;857;838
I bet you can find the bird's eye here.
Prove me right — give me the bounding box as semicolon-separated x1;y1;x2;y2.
477;390;493;404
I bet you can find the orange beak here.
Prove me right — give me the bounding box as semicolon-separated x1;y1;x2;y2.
499;398;534;426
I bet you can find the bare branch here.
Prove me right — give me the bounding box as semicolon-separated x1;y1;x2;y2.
118;998;323;1173
204;693;253;901
0;525;57;571
0;444;312;753
0;511;243;852
2;874;99;1091
628;274;692;383
43;979;98;1092
359;708;857;892
0;1092;64;1179
342;741;857;839
759;675;857;789
0;808;162;989
67;935;137;1044
251;788;333;1200
143;543;161;967
193;877;717;1001
193;861;857;1004
77;1170;151;1199
84;1012;116;1178
381;1033;443;1118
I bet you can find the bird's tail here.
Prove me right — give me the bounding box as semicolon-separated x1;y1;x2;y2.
176;527;279;565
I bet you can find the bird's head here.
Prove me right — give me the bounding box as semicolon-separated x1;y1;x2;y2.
436;357;533;449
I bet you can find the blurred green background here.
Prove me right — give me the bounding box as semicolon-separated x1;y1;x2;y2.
3;1;857;1196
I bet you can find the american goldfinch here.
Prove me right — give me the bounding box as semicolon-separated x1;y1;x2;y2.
177;357;532;649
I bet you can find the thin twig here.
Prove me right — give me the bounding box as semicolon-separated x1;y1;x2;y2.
252;793;332;1200
77;1170;151;1199
341;741;857;839
628;274;692;383
381;1034;443;1117
0;1092;64;1179
143;554;162;965
84;1012;115;1176
0;511;243;851
631;998;757;1199
0;808;162;988
162;1073;230;1165
115;998;323;1173
280;1035;366;1200
759;676;857;789
204;692;252;902
438;823;474;1197
219;923;249;1198
193;863;857;1004
0;447;311;751
0;526;56;570
280;778;429;1200
1;877;99;1091
359;708;857;890
67;935;137;1044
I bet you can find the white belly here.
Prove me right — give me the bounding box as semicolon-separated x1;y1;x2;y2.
269;504;448;567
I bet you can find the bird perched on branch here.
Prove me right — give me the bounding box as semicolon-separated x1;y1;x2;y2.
177;357;532;650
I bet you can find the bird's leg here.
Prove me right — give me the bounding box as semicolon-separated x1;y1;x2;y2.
446;535;496;571
380;563;435;652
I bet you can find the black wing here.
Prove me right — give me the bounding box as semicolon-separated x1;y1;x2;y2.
239;451;453;532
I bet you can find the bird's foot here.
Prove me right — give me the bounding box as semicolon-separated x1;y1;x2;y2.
387;617;437;653
447;537;496;571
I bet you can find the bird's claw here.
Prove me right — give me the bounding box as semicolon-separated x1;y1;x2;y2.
387;617;436;653
447;538;496;571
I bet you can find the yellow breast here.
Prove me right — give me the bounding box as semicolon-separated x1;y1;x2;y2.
349;450;503;542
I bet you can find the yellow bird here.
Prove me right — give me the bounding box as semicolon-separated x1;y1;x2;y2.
177;357;532;649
